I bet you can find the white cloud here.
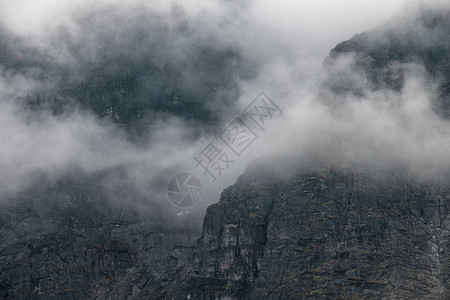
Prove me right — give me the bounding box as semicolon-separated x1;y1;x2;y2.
0;0;449;209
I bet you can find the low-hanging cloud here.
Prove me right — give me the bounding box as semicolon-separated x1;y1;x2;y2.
1;0;449;215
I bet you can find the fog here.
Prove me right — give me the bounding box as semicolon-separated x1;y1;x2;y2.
1;0;449;214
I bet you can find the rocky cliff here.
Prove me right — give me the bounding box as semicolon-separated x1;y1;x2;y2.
158;7;450;299
2;5;450;300
0;171;202;299
162;160;450;299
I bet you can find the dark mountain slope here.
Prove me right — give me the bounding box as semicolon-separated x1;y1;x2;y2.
323;7;450;117
153;7;450;300
0;9;256;135
165;160;449;299
0;7;255;299
3;5;450;300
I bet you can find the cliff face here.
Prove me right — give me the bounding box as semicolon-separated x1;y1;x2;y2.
158;8;450;299
0;173;200;299
166;161;450;299
3;6;450;300
4;164;447;299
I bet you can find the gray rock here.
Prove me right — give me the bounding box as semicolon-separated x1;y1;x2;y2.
167;161;450;299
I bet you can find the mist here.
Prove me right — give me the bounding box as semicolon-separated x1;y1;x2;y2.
2;0;449;215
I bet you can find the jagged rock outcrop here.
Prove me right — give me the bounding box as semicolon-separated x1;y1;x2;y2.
166;160;450;299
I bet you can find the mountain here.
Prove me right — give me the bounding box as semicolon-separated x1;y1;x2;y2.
323;6;450;116
0;10;254;298
2;4;450;300
160;159;449;299
158;7;450;299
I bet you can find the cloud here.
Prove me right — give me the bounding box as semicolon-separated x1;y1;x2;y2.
1;0;449;214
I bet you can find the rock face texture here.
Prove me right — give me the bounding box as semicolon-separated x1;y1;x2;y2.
0;174;201;299
3;5;450;300
3;163;448;299
168;161;450;299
